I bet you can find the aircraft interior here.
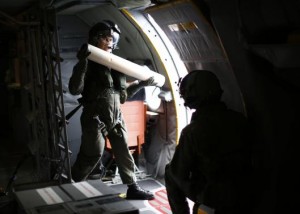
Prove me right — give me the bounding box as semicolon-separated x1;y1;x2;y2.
0;0;299;213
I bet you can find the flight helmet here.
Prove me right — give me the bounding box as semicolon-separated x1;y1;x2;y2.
88;20;121;49
179;70;223;109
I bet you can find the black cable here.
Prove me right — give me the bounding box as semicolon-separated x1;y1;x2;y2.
2;154;30;195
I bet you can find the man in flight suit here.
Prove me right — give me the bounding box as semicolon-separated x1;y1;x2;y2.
69;20;155;200
165;70;253;213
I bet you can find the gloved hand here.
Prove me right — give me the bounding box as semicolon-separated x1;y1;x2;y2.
76;44;91;60
126;77;157;99
120;89;128;104
139;76;156;87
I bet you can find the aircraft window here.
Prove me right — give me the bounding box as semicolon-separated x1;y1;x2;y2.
168;21;198;32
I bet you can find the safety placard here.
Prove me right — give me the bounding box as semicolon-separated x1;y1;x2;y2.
72;182;103;198
36;187;64;205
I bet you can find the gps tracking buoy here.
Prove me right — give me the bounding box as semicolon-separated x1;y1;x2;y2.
87;44;165;87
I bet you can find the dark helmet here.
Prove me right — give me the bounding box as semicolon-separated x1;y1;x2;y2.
179;70;223;109
88;20;121;49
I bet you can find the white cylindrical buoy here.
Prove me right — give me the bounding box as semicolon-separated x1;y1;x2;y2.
87;44;165;87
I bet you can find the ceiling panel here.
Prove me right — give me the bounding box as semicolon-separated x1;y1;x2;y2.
0;0;37;15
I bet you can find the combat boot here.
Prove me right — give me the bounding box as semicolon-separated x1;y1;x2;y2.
126;182;155;200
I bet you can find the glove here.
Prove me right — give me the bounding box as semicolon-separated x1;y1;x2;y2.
139;76;156;87
126;77;157;98
76;44;91;60
120;89;128;104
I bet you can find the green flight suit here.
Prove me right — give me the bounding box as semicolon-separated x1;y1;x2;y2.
69;59;136;184
165;102;253;214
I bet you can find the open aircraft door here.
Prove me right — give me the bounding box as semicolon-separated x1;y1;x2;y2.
143;1;246;115
130;0;247;178
113;0;247;179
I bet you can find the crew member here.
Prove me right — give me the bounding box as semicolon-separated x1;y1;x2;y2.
69;20;155;200
165;70;253;213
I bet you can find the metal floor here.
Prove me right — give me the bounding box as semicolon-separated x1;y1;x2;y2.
0;132;193;214
0;134;38;213
109;178;172;214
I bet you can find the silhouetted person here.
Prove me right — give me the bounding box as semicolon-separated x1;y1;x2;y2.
165;70;253;213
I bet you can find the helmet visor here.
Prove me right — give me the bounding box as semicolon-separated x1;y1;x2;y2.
98;30;119;44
